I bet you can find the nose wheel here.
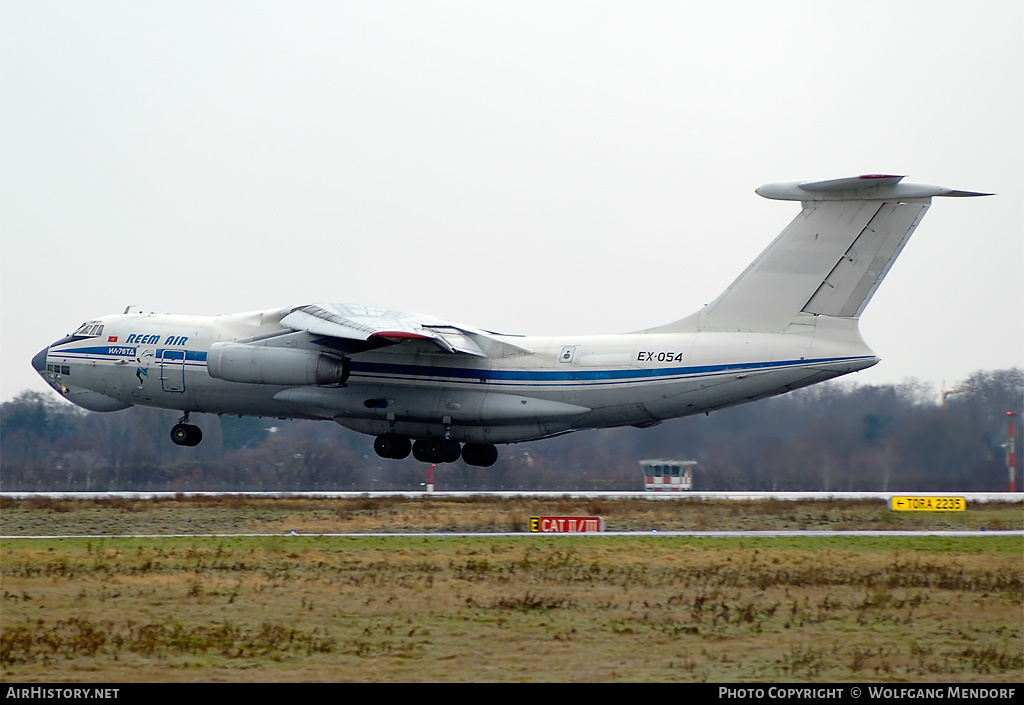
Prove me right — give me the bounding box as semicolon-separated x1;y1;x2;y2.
170;414;203;447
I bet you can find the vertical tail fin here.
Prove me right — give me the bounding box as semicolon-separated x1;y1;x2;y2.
670;175;989;333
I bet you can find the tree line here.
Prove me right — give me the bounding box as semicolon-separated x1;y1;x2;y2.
1;368;1020;492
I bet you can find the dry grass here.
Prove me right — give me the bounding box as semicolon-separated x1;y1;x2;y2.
1;497;1021;682
1;494;1019;535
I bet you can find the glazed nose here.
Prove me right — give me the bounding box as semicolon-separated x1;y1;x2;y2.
32;346;49;373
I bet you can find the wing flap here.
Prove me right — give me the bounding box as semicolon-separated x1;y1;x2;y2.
282;303;528;358
420;325;487;356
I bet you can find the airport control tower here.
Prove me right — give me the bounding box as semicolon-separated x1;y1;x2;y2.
639;459;696;492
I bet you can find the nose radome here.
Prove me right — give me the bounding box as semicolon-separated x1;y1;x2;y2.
32;346;49;373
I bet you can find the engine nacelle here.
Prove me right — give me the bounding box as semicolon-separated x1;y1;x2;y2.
207;343;349;386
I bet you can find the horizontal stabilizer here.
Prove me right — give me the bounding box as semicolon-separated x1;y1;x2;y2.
756;174;991;202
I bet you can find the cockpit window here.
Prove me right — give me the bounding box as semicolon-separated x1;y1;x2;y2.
73;321;105;337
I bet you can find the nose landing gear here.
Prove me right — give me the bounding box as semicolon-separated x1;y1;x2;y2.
170;413;203;447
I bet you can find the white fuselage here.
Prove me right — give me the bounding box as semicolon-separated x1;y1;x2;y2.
39;308;877;444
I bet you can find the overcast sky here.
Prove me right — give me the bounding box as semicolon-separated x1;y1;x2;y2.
2;1;1021;403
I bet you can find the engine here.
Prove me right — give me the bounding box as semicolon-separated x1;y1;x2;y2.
206;343;349;386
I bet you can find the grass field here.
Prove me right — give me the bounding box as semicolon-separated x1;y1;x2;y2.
1;496;1021;682
2;493;1021;535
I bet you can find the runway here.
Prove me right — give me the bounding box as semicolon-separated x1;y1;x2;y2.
3;491;1019;539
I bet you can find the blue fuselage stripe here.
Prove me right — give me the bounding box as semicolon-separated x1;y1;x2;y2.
51;343;869;387
55;345;208;362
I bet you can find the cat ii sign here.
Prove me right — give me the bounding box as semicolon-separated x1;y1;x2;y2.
529;517;605;532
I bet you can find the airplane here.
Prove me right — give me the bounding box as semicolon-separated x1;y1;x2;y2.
32;174;988;467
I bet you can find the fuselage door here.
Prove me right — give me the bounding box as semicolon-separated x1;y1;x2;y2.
159;349;186;393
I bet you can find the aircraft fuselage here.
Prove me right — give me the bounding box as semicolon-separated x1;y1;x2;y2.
35;308;876;445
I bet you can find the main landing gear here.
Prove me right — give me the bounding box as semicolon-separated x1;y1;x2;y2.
373;433;497;467
373;433;411;460
170;412;203;447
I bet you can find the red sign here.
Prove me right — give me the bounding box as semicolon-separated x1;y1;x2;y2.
529;516;604;533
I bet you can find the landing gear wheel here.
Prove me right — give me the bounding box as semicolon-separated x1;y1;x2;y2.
170;423;202;447
461;443;498;467
439;438;462;463
374;433;411;460
412;438;462;464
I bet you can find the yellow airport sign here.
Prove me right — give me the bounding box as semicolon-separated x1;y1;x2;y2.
890;496;966;512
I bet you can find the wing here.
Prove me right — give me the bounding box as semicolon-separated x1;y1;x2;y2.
281;303;531;358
